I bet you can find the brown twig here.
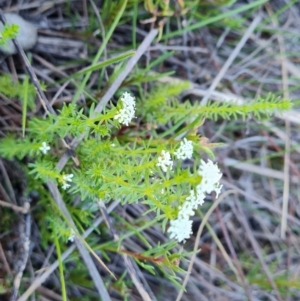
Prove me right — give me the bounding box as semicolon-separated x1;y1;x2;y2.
0;242;12;276
0;199;29;214
0;159;16;204
98;200;155;301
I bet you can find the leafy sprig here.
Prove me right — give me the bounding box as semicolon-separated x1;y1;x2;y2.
0;23;19;47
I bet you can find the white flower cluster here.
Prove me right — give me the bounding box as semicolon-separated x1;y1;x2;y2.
174;138;193;160
39;142;50;154
167;159;223;243
156;139;193;173
156;150;173;172
61;174;73;190
114;92;136;126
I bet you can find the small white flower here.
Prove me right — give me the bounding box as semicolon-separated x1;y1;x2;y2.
156;150;173;172
63;173;74;182
114;92;136;126
61;173;73;190
198;159;223;197
174;138;193;160
39;142;50;154
175;188;205;226
185;188;206;209
67;229;75;243
167;216;193;243
62;182;71;190
178;201;195;219
63;174;74;182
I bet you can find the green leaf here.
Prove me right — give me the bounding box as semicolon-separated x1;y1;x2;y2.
74;50;135;76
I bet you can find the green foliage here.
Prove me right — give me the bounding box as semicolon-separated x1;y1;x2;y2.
0;84;291;226
0;135;36;159
0;74;36;108
243;253;300;295
0;23;19;47
137;85;291;126
0;84;291;251
0;85;292;208
0;283;8;294
0;73;37;138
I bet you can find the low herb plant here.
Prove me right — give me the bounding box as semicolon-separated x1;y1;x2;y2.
0;1;293;290
0;72;292;284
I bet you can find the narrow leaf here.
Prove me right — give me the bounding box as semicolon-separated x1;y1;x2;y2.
74;50;135;76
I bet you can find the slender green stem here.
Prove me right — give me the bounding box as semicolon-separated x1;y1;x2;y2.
72;0;128;103
54;234;67;301
162;0;268;40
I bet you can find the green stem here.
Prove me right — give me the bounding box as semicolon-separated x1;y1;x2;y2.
54;234;67;301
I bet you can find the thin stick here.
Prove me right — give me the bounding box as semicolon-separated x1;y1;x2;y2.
200;15;262;106
234;196;283;301
0;242;12;275
264;3;290;240
265;3;291;299
0;199;29;214
94;28;158;113
215;207;253;301
98;200;155;301
47;29;158;300
46;181;112;301
176;190;236;301
0;159;16;204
